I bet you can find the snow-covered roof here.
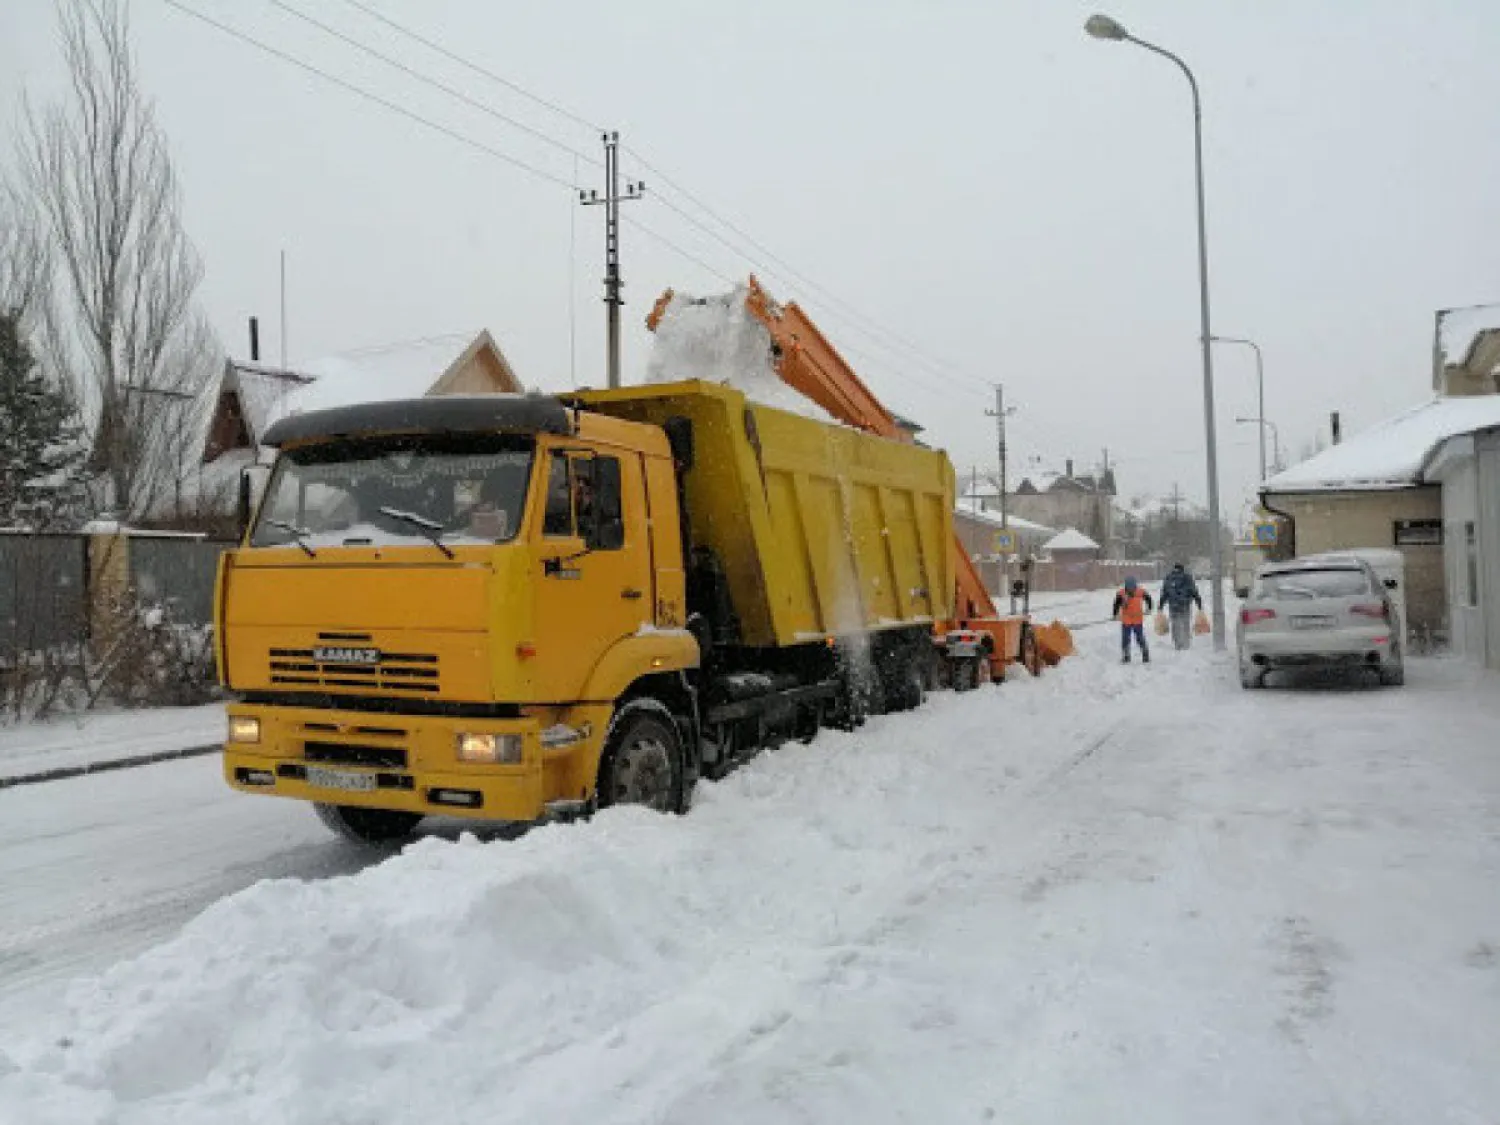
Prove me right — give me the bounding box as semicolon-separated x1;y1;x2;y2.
1263;395;1500;493
1042;528;1100;551
217;331;520;450
953;498;1055;534
224;361;313;445
1438;303;1500;368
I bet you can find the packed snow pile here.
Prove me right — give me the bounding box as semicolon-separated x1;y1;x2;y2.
645;286;838;423
1264;394;1500;492
5;636;1500;1122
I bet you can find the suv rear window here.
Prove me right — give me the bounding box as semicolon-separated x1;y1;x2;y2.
1257;568;1372;599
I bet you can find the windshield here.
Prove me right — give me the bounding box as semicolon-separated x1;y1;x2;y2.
1256;568;1372;600
250;434;534;550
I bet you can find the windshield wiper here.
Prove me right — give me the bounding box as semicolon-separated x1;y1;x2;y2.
267;518;317;558
378;506;455;559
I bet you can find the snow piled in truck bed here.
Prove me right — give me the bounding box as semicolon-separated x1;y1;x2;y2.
645;287;838;423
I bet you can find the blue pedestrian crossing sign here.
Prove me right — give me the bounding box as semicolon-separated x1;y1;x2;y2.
993;529;1017;554
1253;521;1278;546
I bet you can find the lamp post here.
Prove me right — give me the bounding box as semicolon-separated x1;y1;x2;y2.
1085;13;1226;650
1235;416;1281;475
1212;335;1265;481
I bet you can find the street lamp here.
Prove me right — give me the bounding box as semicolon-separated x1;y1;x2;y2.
1212;336;1266;481
1085;13;1227;651
1235;416;1281;475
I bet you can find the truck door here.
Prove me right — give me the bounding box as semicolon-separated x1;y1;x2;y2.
534;448;653;699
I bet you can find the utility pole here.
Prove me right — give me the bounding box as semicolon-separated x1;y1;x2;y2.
580;131;644;388
986;384;1016;528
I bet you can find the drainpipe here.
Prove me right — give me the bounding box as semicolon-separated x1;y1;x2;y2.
1259;490;1296;561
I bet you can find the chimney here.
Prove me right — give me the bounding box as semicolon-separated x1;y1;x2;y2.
249;316;261;362
1330;411;1342;445
1065;458;1074;478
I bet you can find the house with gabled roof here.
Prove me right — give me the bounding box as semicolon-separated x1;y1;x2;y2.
176;330;523;522
1261;306;1500;646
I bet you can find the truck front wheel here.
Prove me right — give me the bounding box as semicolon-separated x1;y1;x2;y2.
314;803;423;849
597;708;685;814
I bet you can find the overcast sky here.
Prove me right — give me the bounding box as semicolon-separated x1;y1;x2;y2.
5;0;1499;522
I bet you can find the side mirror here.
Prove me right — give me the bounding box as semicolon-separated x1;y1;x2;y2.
237;464;270;543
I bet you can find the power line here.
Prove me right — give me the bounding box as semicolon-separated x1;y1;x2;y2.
270;0;601;167
164;1;578;192
624;144;988;391
313;0;990;396
624;216;735;285
335;0;601;134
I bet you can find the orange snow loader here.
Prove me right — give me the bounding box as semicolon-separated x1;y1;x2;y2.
647;276;1073;686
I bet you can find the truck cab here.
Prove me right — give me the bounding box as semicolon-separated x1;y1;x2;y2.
219;395;697;843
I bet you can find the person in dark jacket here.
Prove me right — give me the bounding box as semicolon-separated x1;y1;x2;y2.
1112;576;1154;664
1158;562;1203;651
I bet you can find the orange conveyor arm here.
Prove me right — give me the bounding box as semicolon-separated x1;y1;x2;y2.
648;276;1000;623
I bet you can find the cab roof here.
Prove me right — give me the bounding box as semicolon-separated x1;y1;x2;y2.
260;394;573;447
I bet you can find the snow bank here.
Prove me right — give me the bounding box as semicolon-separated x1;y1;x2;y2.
645;287;838;424
0;674;1090;1125
1264;395;1500;492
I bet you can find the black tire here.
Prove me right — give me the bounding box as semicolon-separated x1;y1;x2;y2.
1239;664;1265;690
880;655;926;713
1379;663;1405;687
597;707;685;814
952;657;979;692
314;803;423;849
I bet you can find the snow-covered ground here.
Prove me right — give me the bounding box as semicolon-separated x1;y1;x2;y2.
3;629;1499;1124
0;703;223;780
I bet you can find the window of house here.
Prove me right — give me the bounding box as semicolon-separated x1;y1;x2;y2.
1466;521;1479;608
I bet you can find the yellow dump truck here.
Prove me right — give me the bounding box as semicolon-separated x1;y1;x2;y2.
219;382;957;844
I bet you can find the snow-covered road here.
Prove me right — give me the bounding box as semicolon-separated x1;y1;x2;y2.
3;631;1498;1124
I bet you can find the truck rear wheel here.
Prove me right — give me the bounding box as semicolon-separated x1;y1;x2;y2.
314;803;423;849
598;708;685;814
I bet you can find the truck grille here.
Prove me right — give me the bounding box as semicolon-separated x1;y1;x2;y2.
303;740;409;769
269;639;441;694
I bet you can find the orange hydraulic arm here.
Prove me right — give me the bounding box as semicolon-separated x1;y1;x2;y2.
648;277;1001;623
646;277;1074;673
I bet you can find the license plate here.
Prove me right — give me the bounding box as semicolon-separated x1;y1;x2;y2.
304;765;377;792
1291;615;1334;629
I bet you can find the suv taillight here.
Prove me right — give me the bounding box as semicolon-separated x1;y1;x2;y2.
1241;608;1276;624
1350;603;1389;619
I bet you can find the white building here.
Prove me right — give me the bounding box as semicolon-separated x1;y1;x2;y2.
1424;423;1500;670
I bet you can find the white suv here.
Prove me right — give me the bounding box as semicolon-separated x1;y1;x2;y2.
1237;557;1404;689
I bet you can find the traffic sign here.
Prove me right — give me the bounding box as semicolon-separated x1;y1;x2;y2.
1253;521;1278;546
993;529;1017;554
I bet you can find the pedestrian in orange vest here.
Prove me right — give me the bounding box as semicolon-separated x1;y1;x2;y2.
1112;576;1154;664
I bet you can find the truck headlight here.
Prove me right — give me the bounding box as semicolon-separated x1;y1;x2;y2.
228;715;261;744
456;732;522;764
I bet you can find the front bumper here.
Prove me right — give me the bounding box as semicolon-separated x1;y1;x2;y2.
223;702;589;822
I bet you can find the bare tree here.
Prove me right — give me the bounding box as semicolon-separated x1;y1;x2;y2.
0;183;51;322
20;0;219;522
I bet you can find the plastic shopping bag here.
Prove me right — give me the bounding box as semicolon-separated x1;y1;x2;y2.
1154;612;1169;637
1193;610;1211;636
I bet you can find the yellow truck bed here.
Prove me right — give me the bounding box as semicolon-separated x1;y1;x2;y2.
574;381;955;649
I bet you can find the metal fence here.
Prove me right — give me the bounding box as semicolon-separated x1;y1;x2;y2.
0;531;230;659
0;533;88;655
129;536;229;625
